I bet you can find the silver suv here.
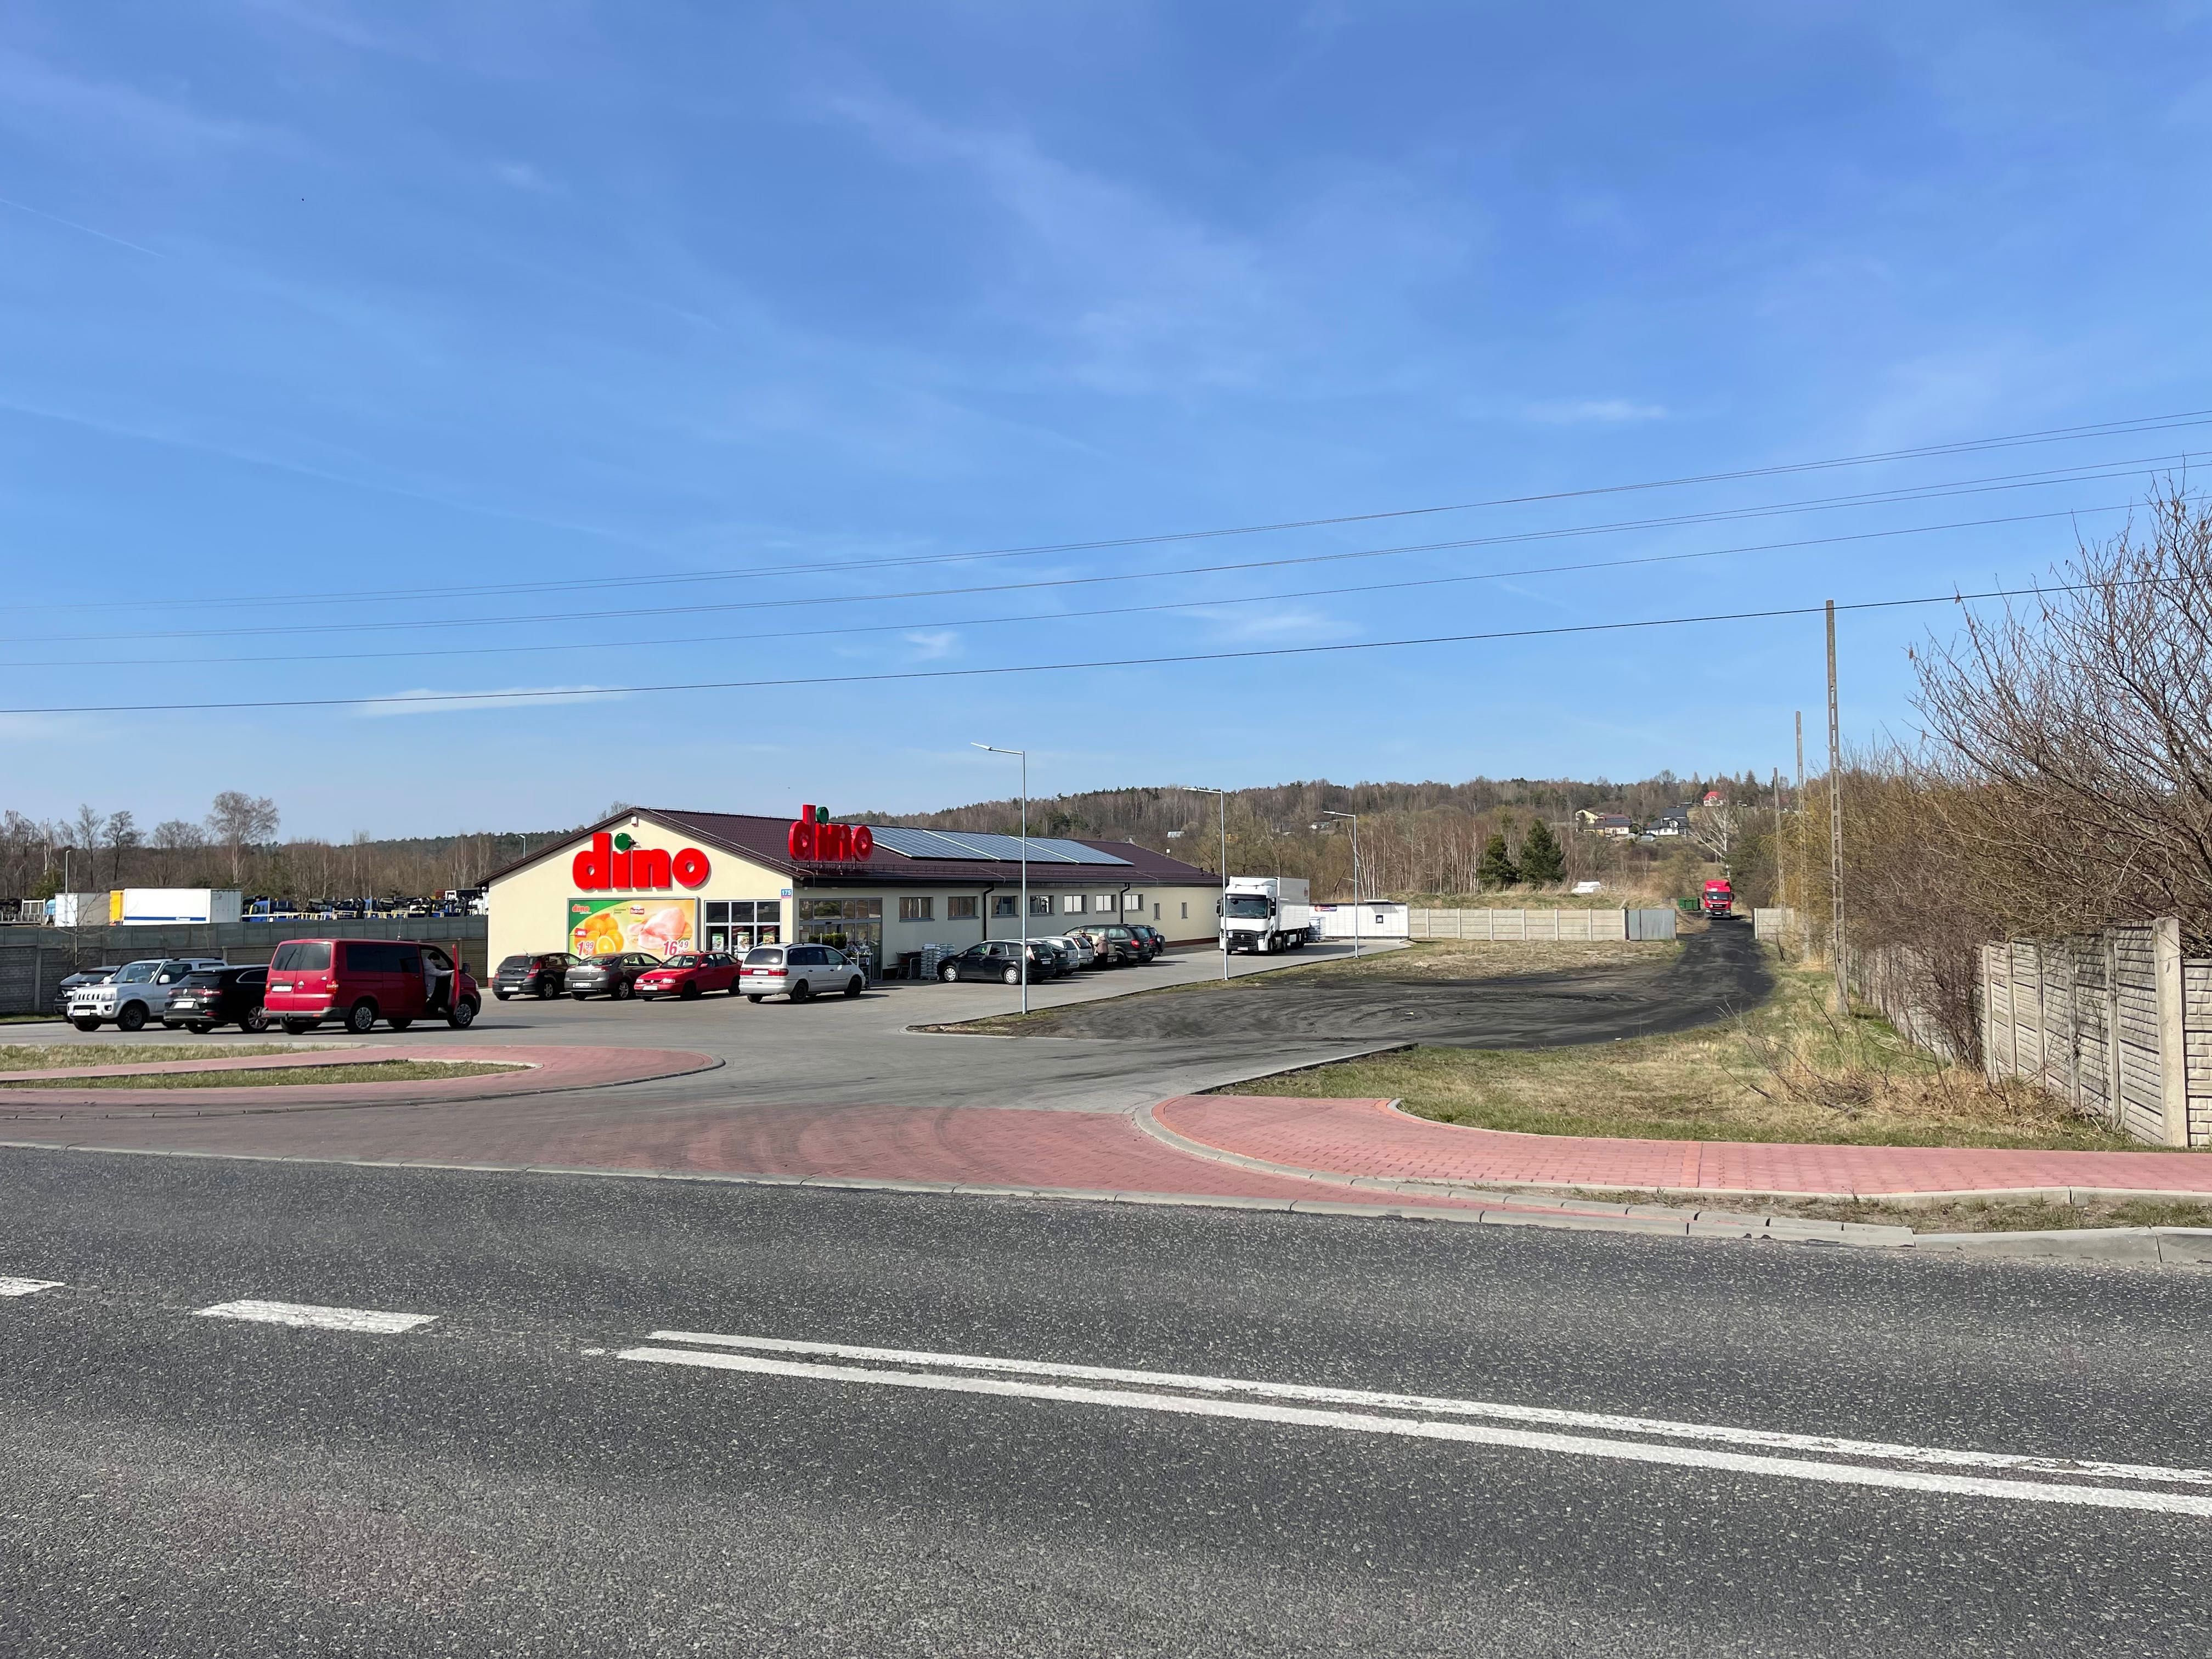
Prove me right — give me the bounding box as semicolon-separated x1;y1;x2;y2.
69;957;226;1032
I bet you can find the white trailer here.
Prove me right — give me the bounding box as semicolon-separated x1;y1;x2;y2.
110;888;243;925
1218;876;1317;954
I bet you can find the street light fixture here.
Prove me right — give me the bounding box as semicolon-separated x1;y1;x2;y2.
1182;786;1229;981
1321;809;1361;957
973;743;1030;1013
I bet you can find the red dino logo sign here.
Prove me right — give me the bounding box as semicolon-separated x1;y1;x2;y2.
789;804;874;862
572;830;711;891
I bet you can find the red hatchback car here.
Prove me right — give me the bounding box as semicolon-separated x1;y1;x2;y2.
633;951;743;1000
263;938;482;1035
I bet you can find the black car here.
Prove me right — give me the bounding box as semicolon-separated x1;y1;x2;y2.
162;966;272;1034
566;952;663;1001
494;951;580;1000
1130;924;1170;957
936;939;1060;985
1075;924;1147;966
53;966;119;1017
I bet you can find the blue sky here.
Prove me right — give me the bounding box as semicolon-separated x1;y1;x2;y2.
5;2;2211;839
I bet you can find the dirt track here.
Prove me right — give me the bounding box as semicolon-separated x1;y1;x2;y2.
986;920;1773;1049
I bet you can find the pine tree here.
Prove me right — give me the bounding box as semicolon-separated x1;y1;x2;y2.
1517;817;1565;885
1477;831;1520;890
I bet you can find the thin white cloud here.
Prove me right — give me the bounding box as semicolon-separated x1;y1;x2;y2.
904;629;962;659
492;160;561;194
1525;398;1671;425
351;685;620;718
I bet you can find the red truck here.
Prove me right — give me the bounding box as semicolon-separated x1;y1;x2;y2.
1701;879;1735;918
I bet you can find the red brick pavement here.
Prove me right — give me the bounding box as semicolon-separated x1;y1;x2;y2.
1155;1095;2212;1198
0;1093;1513;1210
0;1045;720;1116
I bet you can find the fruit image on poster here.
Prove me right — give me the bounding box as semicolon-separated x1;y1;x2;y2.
569;897;698;957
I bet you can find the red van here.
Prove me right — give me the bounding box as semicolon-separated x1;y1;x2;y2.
263;939;482;1035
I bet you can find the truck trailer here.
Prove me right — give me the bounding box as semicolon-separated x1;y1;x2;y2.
1218;876;1318;953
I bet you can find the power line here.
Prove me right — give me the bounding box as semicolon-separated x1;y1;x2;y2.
0;502;2130;673
13;405;2211;617
0;580;2104;718
12;454;2182;648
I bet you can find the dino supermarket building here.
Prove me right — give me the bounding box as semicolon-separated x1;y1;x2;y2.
482;806;1227;980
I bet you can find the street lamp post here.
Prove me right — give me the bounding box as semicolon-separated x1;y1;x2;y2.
973;743;1029;1012
1321;809;1361;957
1182;786;1229;981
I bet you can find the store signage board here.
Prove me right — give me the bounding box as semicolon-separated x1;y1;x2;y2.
572;830;712;891
788;804;874;863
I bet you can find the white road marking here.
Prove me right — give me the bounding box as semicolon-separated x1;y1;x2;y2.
618;1345;2212;1516
646;1330;2212;1491
0;1277;62;1297
631;1331;2212;1512
196;1299;435;1334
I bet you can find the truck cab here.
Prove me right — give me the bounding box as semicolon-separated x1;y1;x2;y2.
1701;879;1735;918
1220;877;1319;955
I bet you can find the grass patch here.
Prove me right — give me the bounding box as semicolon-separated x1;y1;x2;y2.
0;1052;520;1090
1223;968;2155;1152
924;938;1675;1035
0;1042;313;1070
1532;1187;2212;1234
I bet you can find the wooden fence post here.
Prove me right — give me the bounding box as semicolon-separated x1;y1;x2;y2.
2155;917;2190;1147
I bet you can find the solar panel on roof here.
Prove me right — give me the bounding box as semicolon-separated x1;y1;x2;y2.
860;825;1130;866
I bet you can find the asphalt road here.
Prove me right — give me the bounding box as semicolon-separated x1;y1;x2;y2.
984;920;1770;1047
18;941;1414;1115
3;1146;2207;1657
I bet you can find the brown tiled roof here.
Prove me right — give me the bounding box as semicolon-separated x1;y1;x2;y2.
481;808;1223;890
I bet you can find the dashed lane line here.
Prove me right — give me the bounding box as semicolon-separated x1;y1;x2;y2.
620;1333;2212;1517
0;1277;62;1297
195;1299;437;1334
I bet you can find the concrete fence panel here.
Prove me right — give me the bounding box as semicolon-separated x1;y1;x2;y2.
1408;908;1632;943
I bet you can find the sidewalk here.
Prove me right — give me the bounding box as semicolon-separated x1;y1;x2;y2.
1152;1096;2212;1201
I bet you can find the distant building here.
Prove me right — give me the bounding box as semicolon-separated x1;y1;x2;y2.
1650;806;1691;838
1701;789;1726;807
1583;813;1634;837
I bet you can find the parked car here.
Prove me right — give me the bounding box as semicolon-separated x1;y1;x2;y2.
739;943;865;1003
493;951;579;1000
53;966;119;1018
937;939;1058;985
163;966;272;1034
1073;925;1142;967
565;952;663;1001
1101;923;1160;963
1130;924;1169;957
1045;933;1097;972
635;952;743;1000
69;957;227;1032
263;939;479;1034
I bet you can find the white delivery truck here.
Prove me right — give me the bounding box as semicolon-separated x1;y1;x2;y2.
1218;876;1318;954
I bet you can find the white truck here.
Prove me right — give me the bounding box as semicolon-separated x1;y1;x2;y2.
1218;876;1318;954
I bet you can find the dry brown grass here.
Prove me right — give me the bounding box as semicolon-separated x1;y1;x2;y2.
1228;968;2151;1151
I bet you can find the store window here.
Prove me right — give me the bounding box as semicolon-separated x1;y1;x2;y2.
992;895;1019;918
900;896;933;922
1092;894;1115;913
704;899;783;952
1126;893;1144;912
1029;894;1053;916
947;896;978;919
795;898;884;980
1062;895;1085;914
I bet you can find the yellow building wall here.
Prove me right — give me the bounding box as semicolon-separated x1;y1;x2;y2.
487;817;788;967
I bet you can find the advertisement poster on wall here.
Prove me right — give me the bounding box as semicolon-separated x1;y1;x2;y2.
568;897;698;957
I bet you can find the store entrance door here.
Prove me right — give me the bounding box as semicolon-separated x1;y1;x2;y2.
794;898;884;981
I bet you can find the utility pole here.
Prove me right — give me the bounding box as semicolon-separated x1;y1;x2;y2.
974;743;1030;1012
1184;786;1231;981
1826;600;1846;1014
1793;709;1807;963
1322;809;1360;957
1770;765;1784;949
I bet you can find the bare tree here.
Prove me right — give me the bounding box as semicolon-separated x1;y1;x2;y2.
206;792;280;885
68;804;103;875
1686;803;1739;866
103;810;142;887
1913;484;2212;945
150;818;207;851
